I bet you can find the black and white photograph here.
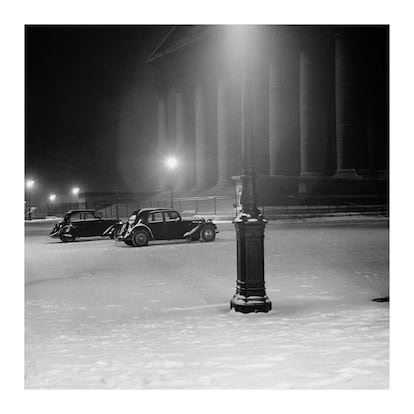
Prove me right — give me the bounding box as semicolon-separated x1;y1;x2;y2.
4;0;413;412
24;22;389;389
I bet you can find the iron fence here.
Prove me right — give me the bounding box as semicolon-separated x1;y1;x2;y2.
25;194;388;221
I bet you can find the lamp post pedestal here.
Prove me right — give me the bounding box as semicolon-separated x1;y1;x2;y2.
231;214;271;313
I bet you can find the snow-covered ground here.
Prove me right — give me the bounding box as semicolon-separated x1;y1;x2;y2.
25;217;389;389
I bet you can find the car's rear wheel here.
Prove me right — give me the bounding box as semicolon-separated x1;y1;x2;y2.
131;229;149;247
60;232;76;243
200;226;216;242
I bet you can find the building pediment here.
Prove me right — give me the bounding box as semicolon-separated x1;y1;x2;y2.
147;25;215;63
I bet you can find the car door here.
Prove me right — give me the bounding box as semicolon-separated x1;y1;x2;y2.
69;212;87;236
146;211;165;240
92;212;112;235
164;210;184;239
83;211;104;236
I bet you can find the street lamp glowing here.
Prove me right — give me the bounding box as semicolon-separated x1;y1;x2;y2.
49;194;56;202
26;179;35;188
165;157;178;208
166;157;178;170
72;187;80;196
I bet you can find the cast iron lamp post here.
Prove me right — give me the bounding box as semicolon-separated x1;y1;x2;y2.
230;26;272;313
166;156;178;208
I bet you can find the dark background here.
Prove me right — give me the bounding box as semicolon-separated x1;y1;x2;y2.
25;25;170;201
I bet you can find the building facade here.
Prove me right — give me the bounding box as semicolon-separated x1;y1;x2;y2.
148;25;388;200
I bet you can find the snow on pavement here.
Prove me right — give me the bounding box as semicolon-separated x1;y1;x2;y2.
25;218;389;389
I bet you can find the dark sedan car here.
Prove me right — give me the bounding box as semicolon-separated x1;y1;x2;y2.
50;209;123;242
118;208;218;247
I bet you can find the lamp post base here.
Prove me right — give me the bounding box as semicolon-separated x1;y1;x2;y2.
231;215;272;313
230;293;272;313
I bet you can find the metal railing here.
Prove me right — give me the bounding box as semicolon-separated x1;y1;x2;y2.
25;194;388;221
24;198;141;221
151;195;228;216
260;195;388;219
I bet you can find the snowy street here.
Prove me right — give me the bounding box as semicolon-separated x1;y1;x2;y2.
25;216;389;389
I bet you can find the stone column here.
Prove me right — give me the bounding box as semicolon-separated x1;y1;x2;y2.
157;94;169;191
175;89;187;189
366;106;375;175
299;45;314;176
216;78;232;187
299;31;332;181
194;83;209;189
334;31;358;178
268;58;282;175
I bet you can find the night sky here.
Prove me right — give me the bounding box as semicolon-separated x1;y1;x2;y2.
25;25;170;200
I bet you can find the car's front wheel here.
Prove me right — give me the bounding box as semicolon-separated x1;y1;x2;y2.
60;232;77;243
200;226;216;242
131;229;149;247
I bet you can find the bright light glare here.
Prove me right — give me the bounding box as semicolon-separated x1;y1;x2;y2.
49;194;56;202
166;157;178;170
72;187;80;195
26;179;35;188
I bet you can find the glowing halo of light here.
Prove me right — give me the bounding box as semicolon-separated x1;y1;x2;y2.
165;157;178;170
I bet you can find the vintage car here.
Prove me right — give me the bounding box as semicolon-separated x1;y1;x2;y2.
117;208;218;247
50;209;123;242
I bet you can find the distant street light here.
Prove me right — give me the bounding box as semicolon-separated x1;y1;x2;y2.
230;26;271;313
166;157;178;208
25;179;35;220
72;187;80;209
48;194;56;216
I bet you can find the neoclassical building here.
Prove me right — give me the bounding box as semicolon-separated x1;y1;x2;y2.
147;25;388;200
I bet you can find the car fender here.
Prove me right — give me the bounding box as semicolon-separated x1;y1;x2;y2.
130;223;154;239
50;224;78;238
183;221;218;238
102;222;124;237
183;223;203;238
